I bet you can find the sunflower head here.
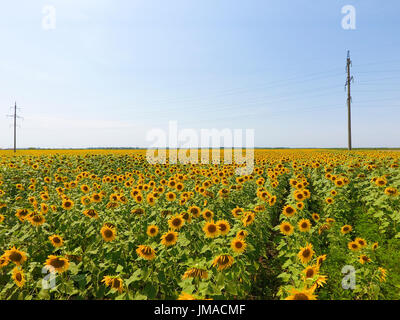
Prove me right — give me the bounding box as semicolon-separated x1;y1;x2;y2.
348;241;360;251
298;219;311;232
182;267;208;280
168;215;185;230
102;276;124;293
216;220;231;236
100;225;117;242
49;235;64;248
285;287;317;300
62;199;74;210
298;243;314;265
202;209;214;221
282;205;296;217
146;225;159;237
280;221;294;236
136;245;156;260
341;225;352;234
188;206;201;218
5;247;27;266
212;254;234;271
161;230;178;246
242;212;255;227
203;220;219;238
12;267;26;288
303;265;317;279
45;255;70;273
231;238;247;254
359;255;371;264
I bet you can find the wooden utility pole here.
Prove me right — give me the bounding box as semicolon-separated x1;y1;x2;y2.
345;51;354;150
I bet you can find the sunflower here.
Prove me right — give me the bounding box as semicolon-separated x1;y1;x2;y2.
182;268;208;280
131;208;145;216
212;254;234;271
146;225;159;237
293;190;305;202
296;202;304;210
181;211;192;223
136;245;156;260
384;187;398;196
91;193;102;203
282;205;296;217
12;267;26;288
355;237;367;248
298;243;314;265
316;254;327;268
166;192;176;201
359;255;371;264
0;214;4;223
40;203;49;215
285;287;317;300
216;220;230;236
231;207;244;218
5;247;27;266
168;215;185;230
254;204;265;212
375;177;387;187
178;292;197;300
0;254;9;268
49;235;64;248
236;230;248;239
298;219;311;232
44;255;70;273
341;225;352;234
203;220;219;238
315;275;328;287
231;238;247;254
303;265;317;279
83;209;99;219
269;196;277;206
325;197;334;204
378;267;387;282
61;199;74;211
81;184;90;193
326;217;335;225
81;196;91;206
161;230;178;246
100;225;117;242
372;242;378;250
188;206;201;218
280;221;294;236
318;224;330;235
102;276;124;293
202;209;214;221
311;213;320;222
348;241;360;251
15;209;30;222
242;212;255;227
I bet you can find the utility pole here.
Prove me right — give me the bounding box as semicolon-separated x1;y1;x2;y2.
13;102;16;153
7;101;22;153
345;51;354;150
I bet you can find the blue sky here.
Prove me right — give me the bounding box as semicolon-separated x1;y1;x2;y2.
0;0;399;148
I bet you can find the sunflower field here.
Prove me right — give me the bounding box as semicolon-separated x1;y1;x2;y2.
0;149;399;300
